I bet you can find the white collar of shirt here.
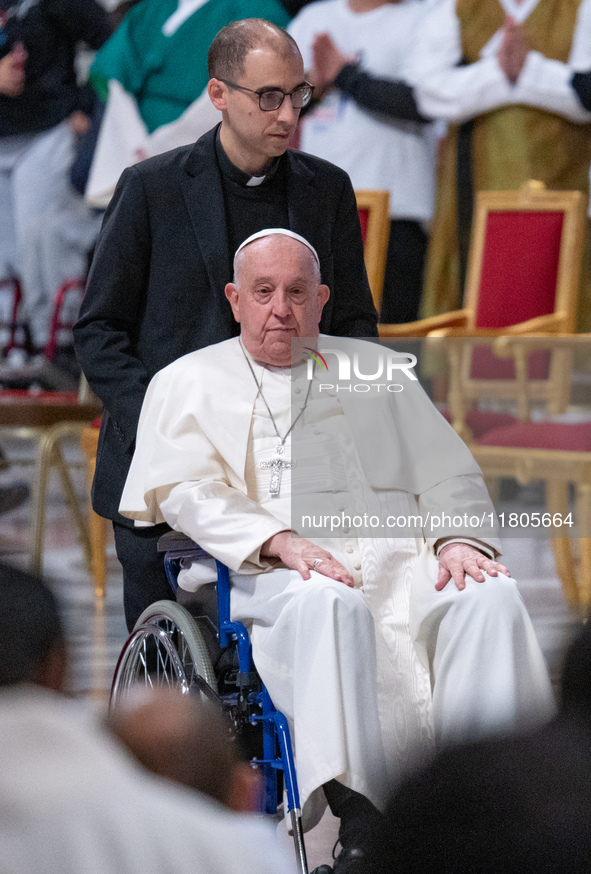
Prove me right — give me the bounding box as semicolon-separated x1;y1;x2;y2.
498;0;541;24
480;0;541;57
162;0;210;36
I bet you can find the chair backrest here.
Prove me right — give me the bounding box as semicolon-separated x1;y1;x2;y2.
355;189;390;312
0;277;25;357
464;181;585;333
45;278;86;362
452;182;585;415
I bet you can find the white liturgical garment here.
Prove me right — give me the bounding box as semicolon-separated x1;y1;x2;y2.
121;337;555;809
150;351;445;793
288;0;436;223
403;0;591;124
121;337;538;789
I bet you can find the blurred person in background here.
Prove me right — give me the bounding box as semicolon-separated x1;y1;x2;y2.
0;0;110;366
404;0;591;329
0;562;296;874
288;0;436;324
85;0;291;197
89;0;290;134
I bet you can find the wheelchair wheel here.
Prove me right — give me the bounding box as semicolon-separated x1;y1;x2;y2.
110;600;217;709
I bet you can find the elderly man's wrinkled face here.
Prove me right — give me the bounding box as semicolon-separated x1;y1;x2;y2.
225;235;330;366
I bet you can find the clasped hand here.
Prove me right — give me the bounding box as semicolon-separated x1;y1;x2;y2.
310;33;351;89
0;43;27;97
498;15;529;84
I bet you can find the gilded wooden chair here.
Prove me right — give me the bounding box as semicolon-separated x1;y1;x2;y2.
44;277;85;362
464;334;591;614
379;181;584;341
0;277;24;356
0;376;102;575
355;189;390;312
80;418;109;598
380;181;585;442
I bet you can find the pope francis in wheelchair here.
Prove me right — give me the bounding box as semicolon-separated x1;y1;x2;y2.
120;228;554;873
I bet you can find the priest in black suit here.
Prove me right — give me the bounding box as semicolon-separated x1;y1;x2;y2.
74;18;378;629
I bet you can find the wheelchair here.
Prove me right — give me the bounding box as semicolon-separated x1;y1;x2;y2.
110;531;309;874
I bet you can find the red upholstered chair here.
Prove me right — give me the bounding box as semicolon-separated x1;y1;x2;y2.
354;189;390;312
379;181;584;442
470;335;591;614
380;180;584;340
0;277;25;357
44;277;85;362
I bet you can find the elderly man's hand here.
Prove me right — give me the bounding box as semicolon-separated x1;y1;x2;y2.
436;543;510;592
261;531;355;587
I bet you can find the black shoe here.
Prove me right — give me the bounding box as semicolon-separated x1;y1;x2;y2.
333;846;366;873
0;482;29;515
310;866;333;874
323;780;383;851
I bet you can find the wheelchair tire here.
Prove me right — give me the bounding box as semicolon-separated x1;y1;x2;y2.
110;600;217;709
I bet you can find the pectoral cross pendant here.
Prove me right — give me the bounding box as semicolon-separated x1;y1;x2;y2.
259;444;295;497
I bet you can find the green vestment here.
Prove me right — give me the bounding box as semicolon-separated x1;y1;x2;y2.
90;0;291;133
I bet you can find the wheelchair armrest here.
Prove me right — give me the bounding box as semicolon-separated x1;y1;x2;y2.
157;530;202;554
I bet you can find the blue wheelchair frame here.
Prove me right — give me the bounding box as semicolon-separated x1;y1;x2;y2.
162;537;308;874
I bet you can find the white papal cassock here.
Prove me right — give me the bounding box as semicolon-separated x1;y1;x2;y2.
120;336;555;825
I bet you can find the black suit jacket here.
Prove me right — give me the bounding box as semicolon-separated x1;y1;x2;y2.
74;126;378;522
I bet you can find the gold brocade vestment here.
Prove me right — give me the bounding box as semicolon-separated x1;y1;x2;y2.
422;0;591;329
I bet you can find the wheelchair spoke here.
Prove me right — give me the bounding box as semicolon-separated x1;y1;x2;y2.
110;602;217;707
139;641;149;686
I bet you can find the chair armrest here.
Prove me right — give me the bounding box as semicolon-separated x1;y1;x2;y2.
378;310;469;337
428;313;570;339
503;313;571;335
493;333;591;356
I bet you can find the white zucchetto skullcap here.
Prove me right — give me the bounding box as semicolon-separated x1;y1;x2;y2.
233;228;320;271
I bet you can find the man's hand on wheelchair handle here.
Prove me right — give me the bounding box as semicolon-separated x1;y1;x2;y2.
436;543;510;592
261;531;355;587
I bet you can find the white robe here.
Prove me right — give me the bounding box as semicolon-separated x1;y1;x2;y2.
403;0;591;124
0;686;296;874
120;336;555;818
288;0;437;224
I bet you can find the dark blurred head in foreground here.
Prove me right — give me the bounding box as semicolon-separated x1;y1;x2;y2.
109;690;262;813
361;621;591;874
0;562;66;691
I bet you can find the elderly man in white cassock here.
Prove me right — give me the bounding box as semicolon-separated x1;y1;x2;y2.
120;229;554;874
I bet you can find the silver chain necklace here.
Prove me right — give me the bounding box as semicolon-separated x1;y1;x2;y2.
240;339;313;497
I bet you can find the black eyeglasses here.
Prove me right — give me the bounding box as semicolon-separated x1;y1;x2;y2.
219;80;314;111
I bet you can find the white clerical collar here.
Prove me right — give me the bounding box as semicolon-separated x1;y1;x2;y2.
498;0;541;23
246;175;267;187
162;0;210;36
